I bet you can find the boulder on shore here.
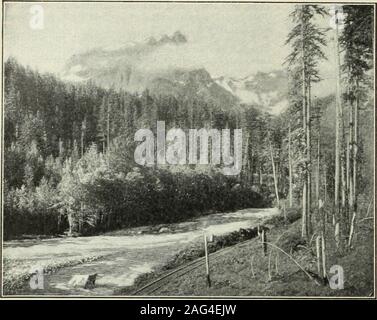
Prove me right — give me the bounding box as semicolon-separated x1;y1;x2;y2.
159;227;171;233
68;273;98;289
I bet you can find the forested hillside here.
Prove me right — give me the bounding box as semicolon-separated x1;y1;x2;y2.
3;58;276;239
3;5;374;248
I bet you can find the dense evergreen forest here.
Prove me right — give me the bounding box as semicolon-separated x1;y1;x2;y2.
3;5;374;249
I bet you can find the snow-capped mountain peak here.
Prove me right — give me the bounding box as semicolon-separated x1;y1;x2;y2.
214;70;289;115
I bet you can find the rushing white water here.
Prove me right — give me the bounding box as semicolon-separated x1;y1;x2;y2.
4;207;278;295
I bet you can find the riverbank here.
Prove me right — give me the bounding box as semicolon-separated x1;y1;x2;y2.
119;208;374;297
3;255;104;295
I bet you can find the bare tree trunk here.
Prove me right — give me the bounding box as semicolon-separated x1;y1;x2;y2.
347;102;355;212
288;123;293;207
348;211;356;247
324;164;328;222
81;128;84;157
353;90;358;214
302;183;307;238
341;139;348;236
341;147;347;212
243;132;250;183
349;86;359;247
307;81;312;235
249;137;254;185
334;14;343;248
346;136;351;212
316;236;321;274
58;138;63;157
301;10;307;239
259;164;263;186
316;132;320;209
346;136;350;196
269;138;280;207
81;117;86;157
107;102;110;153
321;233;327;278
324;164;327;204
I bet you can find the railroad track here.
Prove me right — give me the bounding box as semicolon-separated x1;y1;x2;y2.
132;238;255;295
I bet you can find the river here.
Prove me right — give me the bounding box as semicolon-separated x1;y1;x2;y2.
3;207;278;296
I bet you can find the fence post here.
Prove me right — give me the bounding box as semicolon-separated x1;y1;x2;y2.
275;253;279;275
316;235;321;274
321;234;327;279
250;255;255;278
261;229;267;256
348;212;356;247
204;234;211;288
268;251;272;281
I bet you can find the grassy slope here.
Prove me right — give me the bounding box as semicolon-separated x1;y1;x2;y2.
128;214;374;297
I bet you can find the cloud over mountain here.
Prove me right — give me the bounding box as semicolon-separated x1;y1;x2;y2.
63;31;290;115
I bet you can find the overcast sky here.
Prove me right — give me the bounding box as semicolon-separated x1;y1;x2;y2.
4;2;336;88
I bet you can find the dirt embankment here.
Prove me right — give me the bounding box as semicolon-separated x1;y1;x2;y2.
118;208;374;297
